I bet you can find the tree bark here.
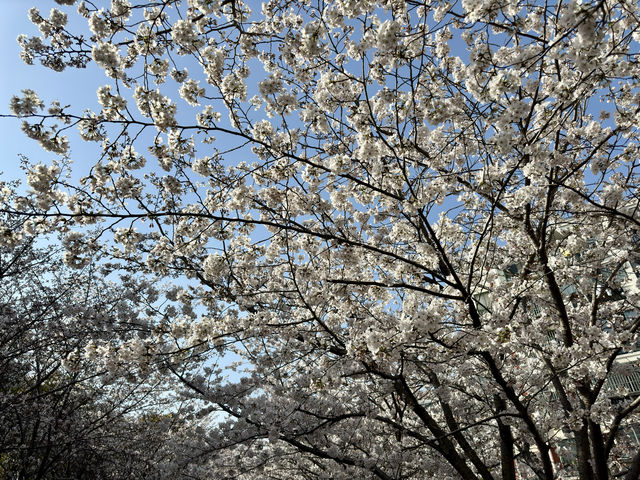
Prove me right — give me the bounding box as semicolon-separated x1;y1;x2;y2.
495;395;517;480
575;422;595;480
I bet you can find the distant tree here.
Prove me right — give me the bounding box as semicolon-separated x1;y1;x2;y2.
4;0;640;478
0;204;191;479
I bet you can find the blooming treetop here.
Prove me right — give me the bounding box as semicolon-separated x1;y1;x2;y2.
4;0;640;478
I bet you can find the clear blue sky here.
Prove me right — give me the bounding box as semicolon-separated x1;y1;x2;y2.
1;0;102;184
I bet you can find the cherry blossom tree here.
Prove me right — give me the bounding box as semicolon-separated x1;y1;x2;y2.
0;203;199;479
4;0;640;478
